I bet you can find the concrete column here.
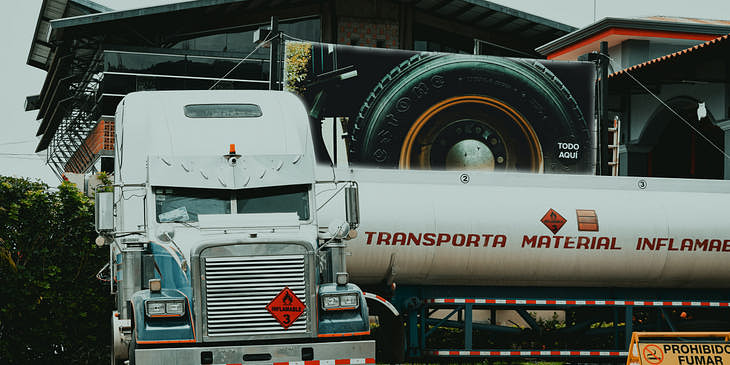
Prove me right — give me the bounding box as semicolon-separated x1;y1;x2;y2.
715;119;730;180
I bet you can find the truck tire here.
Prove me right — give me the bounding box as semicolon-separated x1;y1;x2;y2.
348;54;591;173
128;331;137;365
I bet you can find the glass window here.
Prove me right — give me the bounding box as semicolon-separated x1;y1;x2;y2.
155;187;230;222
413;23;473;54
170;17;320;56
184;104;262;118
237;185;310;220
154;185;310;223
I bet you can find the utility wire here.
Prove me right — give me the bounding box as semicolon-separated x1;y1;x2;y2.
209;32;280;90
611;56;730;161
0;156;45;161
0;152;40;155
0;140;35;146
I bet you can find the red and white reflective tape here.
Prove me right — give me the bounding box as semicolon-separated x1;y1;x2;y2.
425;298;730;307
363;292;400;316
268;358;375;365
426;350;628;357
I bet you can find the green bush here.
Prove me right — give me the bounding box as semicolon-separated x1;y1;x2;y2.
0;176;113;364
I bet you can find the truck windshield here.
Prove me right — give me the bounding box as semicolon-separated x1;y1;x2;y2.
155;185;310;222
155;188;230;222
236;185;309;220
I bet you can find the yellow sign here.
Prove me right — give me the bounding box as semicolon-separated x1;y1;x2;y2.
627;333;730;365
638;343;730;365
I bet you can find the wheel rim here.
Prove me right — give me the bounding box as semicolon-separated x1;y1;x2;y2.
399;95;543;171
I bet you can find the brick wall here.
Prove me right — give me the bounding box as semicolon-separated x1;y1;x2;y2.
338;17;399;48
85;118;115;154
65;118;115;173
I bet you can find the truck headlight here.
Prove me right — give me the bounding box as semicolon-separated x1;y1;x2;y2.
146;299;186;317
323;296;340;309
339;294;359;307
321;293;360;311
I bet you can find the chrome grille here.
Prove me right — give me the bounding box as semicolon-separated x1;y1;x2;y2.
203;255;307;337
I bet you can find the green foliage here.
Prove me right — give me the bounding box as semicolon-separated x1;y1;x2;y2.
284;41;313;95
96;172;113;193
0;176;113;364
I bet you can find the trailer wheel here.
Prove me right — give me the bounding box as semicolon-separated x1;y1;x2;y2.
348;54;591;173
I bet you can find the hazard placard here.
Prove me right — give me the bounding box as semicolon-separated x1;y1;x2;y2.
638;343;730;365
541;208;566;234
266;287;305;329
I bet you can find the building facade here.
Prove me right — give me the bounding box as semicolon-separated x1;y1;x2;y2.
538;17;730;179
27;0;575;179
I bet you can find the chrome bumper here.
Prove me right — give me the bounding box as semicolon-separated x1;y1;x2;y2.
134;339;375;364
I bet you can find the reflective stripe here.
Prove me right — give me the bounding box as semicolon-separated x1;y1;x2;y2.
425;298;730;307
426;350;628;357
362;292;399;316
317;331;371;338
271;359;374;365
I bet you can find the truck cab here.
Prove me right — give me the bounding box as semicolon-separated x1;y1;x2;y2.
97;90;373;364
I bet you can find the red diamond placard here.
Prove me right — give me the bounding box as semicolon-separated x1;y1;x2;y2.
266;287;305;329
541;208;566;234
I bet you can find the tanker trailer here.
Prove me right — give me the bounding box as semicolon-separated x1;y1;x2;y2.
315;166;730;362
286;42;730;362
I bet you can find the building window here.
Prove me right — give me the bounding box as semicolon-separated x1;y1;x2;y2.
171;17;321;56
413;23;472;54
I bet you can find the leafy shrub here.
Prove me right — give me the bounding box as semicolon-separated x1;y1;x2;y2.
0;176;113;364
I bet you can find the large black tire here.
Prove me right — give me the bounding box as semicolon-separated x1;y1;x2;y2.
348;54;592;173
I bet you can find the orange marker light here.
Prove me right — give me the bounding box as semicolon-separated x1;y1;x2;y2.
229;144;236;154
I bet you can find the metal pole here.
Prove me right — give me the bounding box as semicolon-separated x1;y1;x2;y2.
464;304;473;350
333;118;337;167
269;16;280;91
625;305;633;349
599;41;610;175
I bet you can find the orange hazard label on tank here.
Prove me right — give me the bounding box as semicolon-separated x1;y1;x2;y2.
541;209;566;234
266;287;305;329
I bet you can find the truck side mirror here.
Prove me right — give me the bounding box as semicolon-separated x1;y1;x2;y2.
345;185;359;230
95;191;115;233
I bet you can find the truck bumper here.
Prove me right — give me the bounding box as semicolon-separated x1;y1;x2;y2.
134;339;375;364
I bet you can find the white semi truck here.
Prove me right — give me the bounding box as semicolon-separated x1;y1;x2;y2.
99;91;374;364
97;50;730;363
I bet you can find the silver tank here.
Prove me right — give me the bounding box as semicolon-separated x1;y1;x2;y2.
316;167;730;288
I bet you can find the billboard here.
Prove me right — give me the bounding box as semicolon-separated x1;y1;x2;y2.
284;41;596;174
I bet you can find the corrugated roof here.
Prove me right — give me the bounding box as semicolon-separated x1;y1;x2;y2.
640;16;730;26
27;0;111;70
50;0;574;32
537;16;730;57
609;33;730;78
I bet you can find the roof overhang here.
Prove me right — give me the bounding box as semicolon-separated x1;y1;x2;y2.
47;0;576;53
537;17;730;60
27;0;111;70
608;34;730;91
30;0;577;155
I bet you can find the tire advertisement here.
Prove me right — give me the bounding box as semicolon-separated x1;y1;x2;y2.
284;41;596;174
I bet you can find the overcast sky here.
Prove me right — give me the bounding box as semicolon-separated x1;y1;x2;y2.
2;0;730;184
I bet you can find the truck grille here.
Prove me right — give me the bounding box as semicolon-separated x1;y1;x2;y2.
203;255;307;337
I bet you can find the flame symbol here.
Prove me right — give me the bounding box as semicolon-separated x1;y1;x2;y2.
283;292;293;305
